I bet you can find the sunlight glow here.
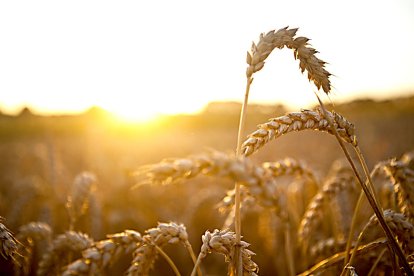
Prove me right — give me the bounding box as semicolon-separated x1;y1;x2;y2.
0;1;413;117
100;97;206;123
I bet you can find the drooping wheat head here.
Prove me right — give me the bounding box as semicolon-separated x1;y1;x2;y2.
246;26;331;93
242;108;357;156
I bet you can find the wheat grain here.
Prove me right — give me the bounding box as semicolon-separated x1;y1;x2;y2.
242;108;357;156
63;230;142;275
37;231;93;276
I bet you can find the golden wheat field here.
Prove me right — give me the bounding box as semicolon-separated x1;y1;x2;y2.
1;27;414;276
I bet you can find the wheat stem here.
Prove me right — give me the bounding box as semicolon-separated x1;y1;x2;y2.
185;241;202;276
344;189;365;266
190;253;203;276
233;75;253;276
355;145;380;206
367;248;387;276
154;244;181;276
341;216;373;276
284;222;295;276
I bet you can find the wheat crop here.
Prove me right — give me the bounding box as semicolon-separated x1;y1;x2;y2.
2;25;413;276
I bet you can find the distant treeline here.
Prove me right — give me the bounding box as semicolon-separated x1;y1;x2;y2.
1;95;413;139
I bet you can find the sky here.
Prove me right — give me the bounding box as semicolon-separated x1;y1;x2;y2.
1;0;414;121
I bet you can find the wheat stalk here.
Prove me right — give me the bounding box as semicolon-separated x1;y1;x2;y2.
242;108;357;156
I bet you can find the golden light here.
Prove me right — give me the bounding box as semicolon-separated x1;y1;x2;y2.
107;104;159;123
100;97;205;124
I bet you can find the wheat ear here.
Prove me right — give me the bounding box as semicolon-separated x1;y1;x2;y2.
246;27;331;93
63;230;143;275
37;231;93;276
298;168;355;245
343;210;414;276
242;108;357;156
66;172;97;231
0;217;18;260
364;210;414;256
383;160;414;223
14;222;52;275
134;151;281;207
191;229;258;276
126;222;189;276
219;157;319;228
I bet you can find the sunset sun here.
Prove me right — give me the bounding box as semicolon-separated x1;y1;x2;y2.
99;96;205;123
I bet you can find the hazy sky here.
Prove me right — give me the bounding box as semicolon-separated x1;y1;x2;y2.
1;0;413;120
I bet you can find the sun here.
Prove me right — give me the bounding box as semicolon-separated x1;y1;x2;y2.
104;102;160;123
100;98;205;124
